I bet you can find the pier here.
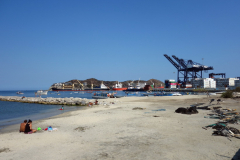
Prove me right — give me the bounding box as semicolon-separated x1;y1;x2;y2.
0;96;91;106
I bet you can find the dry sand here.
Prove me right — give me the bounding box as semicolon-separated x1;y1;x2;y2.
0;95;240;160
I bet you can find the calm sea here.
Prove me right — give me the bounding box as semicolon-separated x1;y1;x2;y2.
0;90;135;129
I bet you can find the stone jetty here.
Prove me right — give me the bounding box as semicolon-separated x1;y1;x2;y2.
0;96;91;106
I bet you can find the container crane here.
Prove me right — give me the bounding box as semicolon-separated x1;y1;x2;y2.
76;79;84;90
164;54;214;84
209;73;226;78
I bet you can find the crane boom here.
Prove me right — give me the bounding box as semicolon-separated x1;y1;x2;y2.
76;79;84;90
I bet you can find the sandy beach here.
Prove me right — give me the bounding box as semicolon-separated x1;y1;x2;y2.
0;95;240;160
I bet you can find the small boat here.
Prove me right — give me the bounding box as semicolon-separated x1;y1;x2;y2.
16;91;24;94
35;90;48;95
171;92;182;96
112;81;127;91
92;92;109;99
125;79;145;91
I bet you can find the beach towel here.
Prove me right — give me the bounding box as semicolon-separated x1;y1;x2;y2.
24;131;33;134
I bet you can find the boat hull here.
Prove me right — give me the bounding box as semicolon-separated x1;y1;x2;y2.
112;88;127;91
36;90;48;95
124;89;145;91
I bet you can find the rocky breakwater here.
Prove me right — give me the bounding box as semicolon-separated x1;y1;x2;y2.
0;96;90;106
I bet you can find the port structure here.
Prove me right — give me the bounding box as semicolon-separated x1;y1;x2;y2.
209;73;226;78
164;54;214;84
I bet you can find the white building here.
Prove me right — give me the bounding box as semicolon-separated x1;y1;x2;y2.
191;78;216;89
214;78;239;89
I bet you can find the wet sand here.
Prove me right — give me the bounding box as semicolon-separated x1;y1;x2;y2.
0;95;240;160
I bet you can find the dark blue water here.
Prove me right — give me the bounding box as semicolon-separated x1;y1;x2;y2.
0;90;129;98
0;100;87;129
0;90;134;129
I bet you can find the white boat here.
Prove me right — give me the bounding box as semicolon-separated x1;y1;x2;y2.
135;84;141;89
128;80;134;89
35;90;48;95
16;91;24;94
135;79;141;89
87;82;109;91
99;82;108;89
112;81;127;91
171;92;182;96
128;84;134;89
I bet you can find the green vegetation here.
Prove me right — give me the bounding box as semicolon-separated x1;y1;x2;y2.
221;90;233;98
234;87;240;92
192;88;207;92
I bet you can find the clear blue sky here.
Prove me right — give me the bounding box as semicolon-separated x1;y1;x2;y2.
0;0;239;90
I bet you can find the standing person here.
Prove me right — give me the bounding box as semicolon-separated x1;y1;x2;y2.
61;106;64;110
206;91;210;97
19;120;27;132
24;119;37;134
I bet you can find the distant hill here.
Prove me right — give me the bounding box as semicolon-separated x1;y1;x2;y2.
53;78;164;89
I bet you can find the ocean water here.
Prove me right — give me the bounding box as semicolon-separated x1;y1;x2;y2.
0;101;84;129
0;90;135;129
0;90;129;98
0;90;186;129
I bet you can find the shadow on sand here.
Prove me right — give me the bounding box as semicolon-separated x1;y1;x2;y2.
232;148;240;160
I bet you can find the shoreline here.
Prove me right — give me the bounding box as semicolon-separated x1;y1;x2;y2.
1;95;240;160
0;104;88;133
0;95;236;134
0;106;88;134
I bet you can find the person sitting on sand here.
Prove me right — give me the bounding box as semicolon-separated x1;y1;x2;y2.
24;119;37;134
19;119;27;132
